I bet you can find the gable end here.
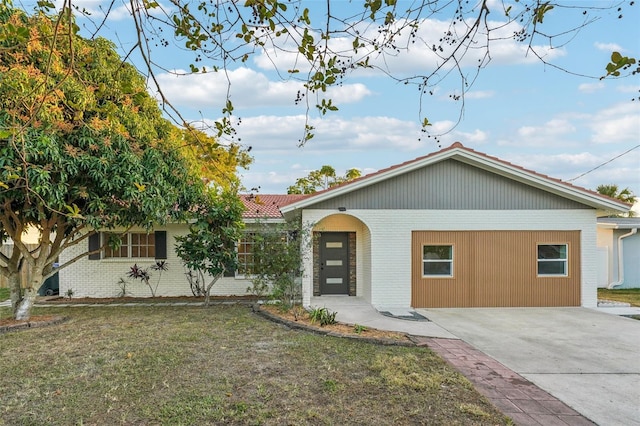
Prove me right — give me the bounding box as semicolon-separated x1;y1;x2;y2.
304;159;590;210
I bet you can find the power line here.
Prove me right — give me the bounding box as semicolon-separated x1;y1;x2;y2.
567;144;640;182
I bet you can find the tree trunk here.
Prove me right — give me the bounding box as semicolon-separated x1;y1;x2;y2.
15;287;37;320
9;272;21;315
204;273;223;307
14;273;44;321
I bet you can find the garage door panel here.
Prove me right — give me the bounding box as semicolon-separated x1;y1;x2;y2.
412;231;580;308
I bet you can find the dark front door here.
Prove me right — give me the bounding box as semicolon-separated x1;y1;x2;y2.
319;232;350;295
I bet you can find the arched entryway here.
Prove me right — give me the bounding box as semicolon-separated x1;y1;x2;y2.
311;214;371;301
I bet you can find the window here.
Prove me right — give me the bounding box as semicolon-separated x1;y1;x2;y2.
537;244;568;276
88;231;166;260
235;231;293;277
423;245;453;277
103;232;155;259
237;233;256;275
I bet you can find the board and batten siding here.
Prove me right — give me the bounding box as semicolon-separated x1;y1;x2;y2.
411;230;581;308
306;160;589;211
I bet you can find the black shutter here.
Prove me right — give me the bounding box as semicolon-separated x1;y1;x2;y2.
155;231;167;260
88;233;101;260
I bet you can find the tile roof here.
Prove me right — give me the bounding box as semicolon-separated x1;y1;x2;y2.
240;194;309;219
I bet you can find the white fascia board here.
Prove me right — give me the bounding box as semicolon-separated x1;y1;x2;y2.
597;222;620;229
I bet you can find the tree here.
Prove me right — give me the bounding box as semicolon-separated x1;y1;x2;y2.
174;191;245;306
247;219;308;307
288;165;362;194
0;8;244;320
596;184;637;217
4;1;637;143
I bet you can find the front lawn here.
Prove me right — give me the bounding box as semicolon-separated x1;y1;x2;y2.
0;305;509;425
598;288;640;306
0;287;9;302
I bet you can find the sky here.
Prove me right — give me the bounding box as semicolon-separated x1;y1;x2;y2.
20;0;640;200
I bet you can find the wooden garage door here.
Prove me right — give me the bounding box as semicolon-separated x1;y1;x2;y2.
411;231;581;308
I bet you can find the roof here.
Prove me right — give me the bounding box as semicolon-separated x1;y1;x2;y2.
240;194;309;219
597;217;640;229
280;142;631;214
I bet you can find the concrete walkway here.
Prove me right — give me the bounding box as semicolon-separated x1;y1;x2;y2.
312;297;639;426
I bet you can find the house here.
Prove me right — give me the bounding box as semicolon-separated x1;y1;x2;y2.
58;194;306;298
59;142;629;305
597;217;640;289
279;142;629;309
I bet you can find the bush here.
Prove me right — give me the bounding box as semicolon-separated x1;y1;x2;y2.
309;307;337;327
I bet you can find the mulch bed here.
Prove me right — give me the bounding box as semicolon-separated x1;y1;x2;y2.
37;295;260;304
254;304;416;346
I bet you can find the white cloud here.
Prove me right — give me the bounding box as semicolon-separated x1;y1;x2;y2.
617;85;640;94
154;67;371;113
508;149;640;194
588;102;640;143
578;82;605;93
511;119;576;145
595;42;623;52
252;14;565;81
51;0;173;22
455;129;488;144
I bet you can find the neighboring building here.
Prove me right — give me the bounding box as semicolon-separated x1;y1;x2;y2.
280;143;629;309
60;143;629;305
597;217;640;289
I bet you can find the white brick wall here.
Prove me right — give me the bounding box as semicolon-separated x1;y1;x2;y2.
58;223;253;299
302;209;598;308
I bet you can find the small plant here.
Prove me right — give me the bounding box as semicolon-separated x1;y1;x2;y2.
246;276;270;299
65;288;74;299
116;278;131;298
291;305;306;321
127;261;168;297
309;307;337;327
354;324;367;334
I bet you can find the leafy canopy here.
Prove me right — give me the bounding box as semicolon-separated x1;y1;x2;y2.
287;165;361;194
0;6;244;318
174;191;245;305
10;0;637;144
596;184;637;217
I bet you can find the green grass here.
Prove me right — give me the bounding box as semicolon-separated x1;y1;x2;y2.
0;287;9;302
598;288;640;306
0;305;509;425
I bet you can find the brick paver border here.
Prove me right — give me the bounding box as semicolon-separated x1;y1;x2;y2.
413;337;597;426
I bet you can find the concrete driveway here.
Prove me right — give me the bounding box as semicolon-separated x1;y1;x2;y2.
419;307;640;426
